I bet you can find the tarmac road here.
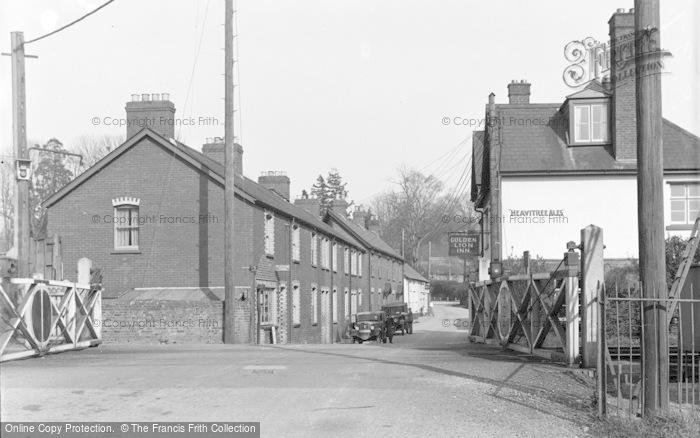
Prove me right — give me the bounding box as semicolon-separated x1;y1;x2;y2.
0;302;594;438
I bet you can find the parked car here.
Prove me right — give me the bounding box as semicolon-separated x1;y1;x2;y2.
381;302;412;335
349;311;387;344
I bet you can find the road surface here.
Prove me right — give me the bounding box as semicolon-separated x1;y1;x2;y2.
1;302;594;437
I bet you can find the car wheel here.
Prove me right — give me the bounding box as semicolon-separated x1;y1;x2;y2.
357;339;363;344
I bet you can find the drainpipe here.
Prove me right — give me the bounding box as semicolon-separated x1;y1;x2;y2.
475;207;485;257
330;237;335;342
367;251;373;311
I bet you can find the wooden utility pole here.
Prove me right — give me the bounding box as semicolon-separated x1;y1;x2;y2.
635;0;668;413
10;32;30;278
223;0;237;344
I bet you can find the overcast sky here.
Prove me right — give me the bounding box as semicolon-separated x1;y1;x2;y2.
1;0;698;205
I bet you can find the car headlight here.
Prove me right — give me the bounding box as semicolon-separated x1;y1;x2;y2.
370;325;375;330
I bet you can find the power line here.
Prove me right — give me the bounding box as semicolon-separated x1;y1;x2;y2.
24;0;116;45
179;0;211;140
355;134;471;205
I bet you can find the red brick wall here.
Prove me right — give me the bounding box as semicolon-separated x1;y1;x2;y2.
46;137;254;293
101;300;223;344
609;11;637;161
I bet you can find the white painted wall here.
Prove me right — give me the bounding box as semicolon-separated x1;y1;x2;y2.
404;278;429;314
500;173;699;259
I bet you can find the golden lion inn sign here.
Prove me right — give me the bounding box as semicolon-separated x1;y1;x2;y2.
448;233;480;258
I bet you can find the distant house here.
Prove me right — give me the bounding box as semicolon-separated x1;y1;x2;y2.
43;94;402;344
471;9;700;273
403;264;429;313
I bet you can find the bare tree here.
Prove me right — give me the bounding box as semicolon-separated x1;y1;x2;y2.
370;165;476;268
69;134;124;175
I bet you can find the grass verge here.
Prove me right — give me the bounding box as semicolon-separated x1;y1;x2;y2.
588;411;700;438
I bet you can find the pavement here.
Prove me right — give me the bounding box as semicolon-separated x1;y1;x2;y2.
0;302;595;438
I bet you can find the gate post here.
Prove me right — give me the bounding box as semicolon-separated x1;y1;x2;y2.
581;225;604;368
564;245;580;367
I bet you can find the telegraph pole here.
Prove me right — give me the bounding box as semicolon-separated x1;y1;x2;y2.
635;0;668;413
223;0;236;344
9;32;31;278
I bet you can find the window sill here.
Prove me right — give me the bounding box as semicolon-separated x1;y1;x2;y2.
111;249;141;254
312;323;318;327
293;323;301;328
293;260;300;264
568;141;611;147
666;224;695;231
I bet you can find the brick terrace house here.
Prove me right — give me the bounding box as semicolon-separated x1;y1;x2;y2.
44;94;404;344
471;9;700;274
323;209;405;312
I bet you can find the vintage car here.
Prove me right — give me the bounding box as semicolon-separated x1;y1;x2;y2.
349;311;387;344
381;302;413;335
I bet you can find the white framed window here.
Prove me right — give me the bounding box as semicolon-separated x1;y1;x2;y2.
113;198;140;250
670;183;700;225
573;103;609;143
344;289;350;319
292;284;300;325
332;288;338;323
343;247;349;274
311;286;318;324
377;257;382;278
351;290;357;315
350;249;357;276
264;210;275;256
358;253;363;277
332;242;338;272
291;224;300;262
321;238;329;269
358;289;363;308
311;233;318;266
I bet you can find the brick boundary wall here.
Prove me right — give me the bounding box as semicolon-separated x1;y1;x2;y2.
101;300;223;344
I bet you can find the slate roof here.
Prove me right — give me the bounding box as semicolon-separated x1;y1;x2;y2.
470;110;700;181
404;264;429;283
43;128;363;249
324;210;403;260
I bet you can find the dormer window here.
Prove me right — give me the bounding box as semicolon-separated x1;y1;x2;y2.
573;103;609;143
563;84;611;146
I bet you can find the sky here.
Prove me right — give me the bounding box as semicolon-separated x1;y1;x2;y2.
1;0;698;206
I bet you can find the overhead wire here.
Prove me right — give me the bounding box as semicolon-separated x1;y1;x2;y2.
24;0;116;45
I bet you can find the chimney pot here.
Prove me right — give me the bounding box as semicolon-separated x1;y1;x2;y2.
162;93;170;101
258;171;291;201
616;8;625;13
507;80;531;104
126;93;176;139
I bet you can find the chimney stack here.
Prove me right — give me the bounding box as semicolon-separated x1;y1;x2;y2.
125;93;175;139
366;215;380;234
507;80;531;104
258;171;290;201
330;194;350;217
294;191;321;218
608;9;637;161
352;206;368;228
202;137;243;174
